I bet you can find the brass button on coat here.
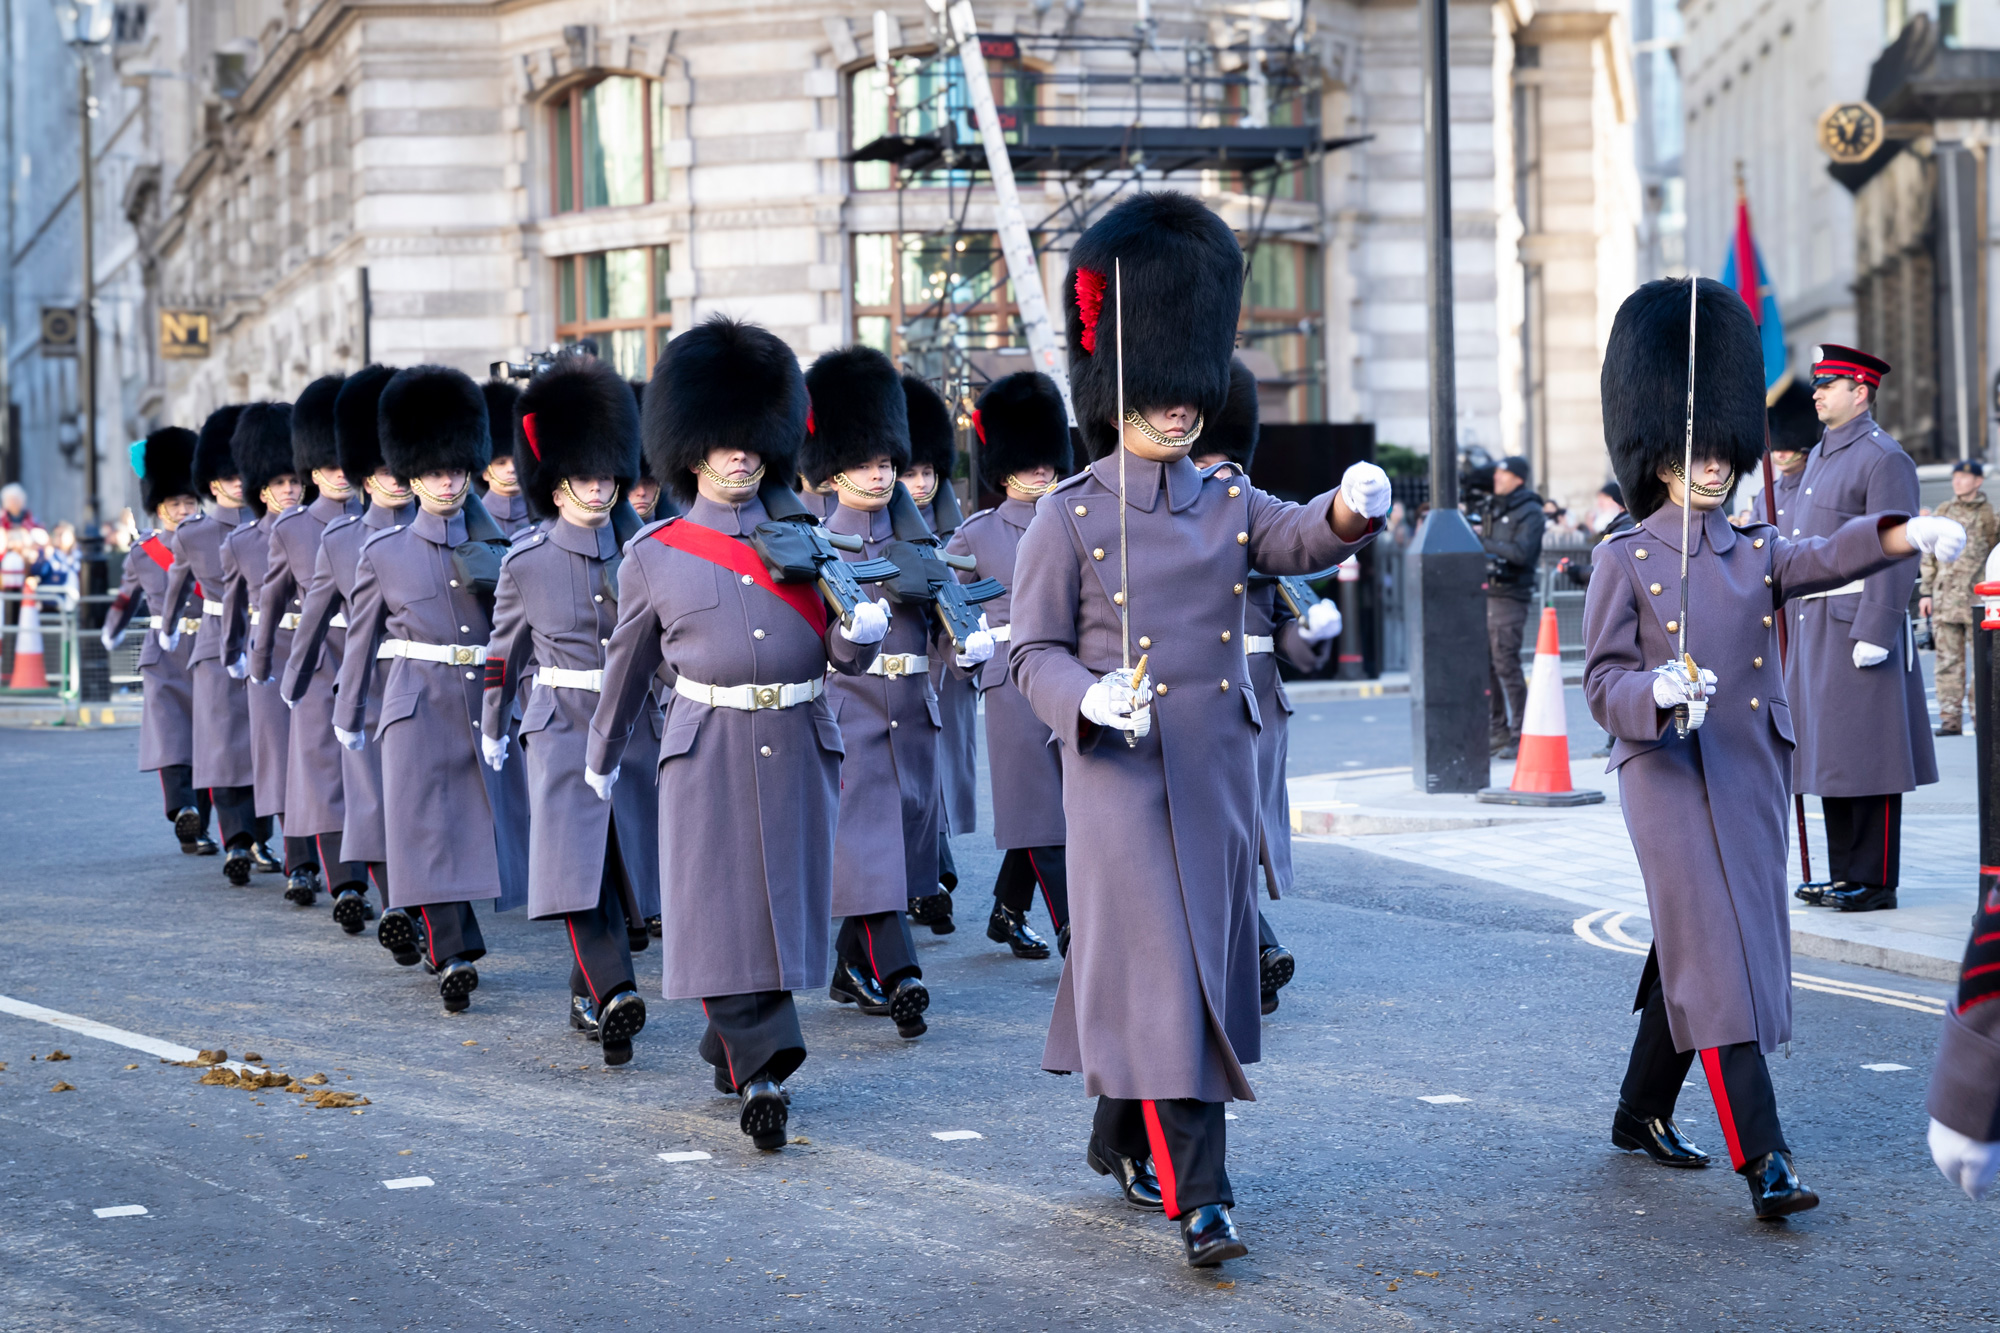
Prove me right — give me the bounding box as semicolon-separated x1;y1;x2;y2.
1093;548;1105;560
753;629;765;639
1113;591;1125;606
1220;631;1231;642
1232;583;1244;595
1753;656;1763;668
1764;575;1772;586
1074;504;1088;516
1219;679;1230;691
1666;620;1679;633
1753;537;1765;548
1155;683;1168;696
1636;548;1649;560
1763;615;1773;627
1750;698;1760;710
889;720;899;730
1138;636;1152;649
1227;486;1240;497
1236;532;1249;545
760;745;772;757
741;574;754;585
1650;583;1663;595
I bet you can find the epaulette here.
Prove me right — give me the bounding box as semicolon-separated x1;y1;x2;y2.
1598;524;1642;543
323;513;362;535
272;506;307;527
1051;470;1093;495
961;506;996;523
357;522;405;553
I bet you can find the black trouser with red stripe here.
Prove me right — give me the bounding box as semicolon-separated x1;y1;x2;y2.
1093;1095;1231;1218
562;853;635;1007
700;991;806;1090
283;835;319;875
837;912;920;987
418;901;486;966
1822;794;1902;888
160;766;210;829
1621;970;1787;1169
210;785;270;848
994;846;1069;929
309;831;367;891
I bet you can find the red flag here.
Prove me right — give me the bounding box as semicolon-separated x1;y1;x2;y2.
1731;192;1761;326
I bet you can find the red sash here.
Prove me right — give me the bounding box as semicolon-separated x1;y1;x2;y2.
141;533;202;599
652;519;829;638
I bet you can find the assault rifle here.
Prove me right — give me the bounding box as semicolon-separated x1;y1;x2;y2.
745;480;899;629
880;482;1005;651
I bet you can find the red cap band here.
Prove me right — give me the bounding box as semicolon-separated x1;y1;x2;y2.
520;412;542;460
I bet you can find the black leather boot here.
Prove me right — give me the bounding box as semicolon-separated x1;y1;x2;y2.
223;844;254;886
987;901;1051;959
1260;944;1295;1015
828;959;890;1014
1743;1150;1819;1219
331;887;370;934
1057;924;1070;958
909;886;955;935
173;807;206;849
626;923;651;953
438;958;478;1013
739;1079;789;1150
1611;1104;1711;1167
283;866;321;907
646;915;663;938
1086;1136;1163;1210
570;994;600;1040
888;976;930;1038
598;991;646;1066
1825;882;1897;912
249;841;283;874
1794;879;1834;905
1179;1204;1249;1267
377;909;423;967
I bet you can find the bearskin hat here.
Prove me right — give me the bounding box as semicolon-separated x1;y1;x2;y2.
1063;191;1244;459
231;402;299;517
335;365;398;483
481;378;520;483
378;365;491;482
1203;358;1262;472
800;345;910;485
137;427;199;513
645;316;807;508
291;373;346;479
971;372;1070;492
1766;379;1821;455
1601;276;1765;521
902;375;957;479
514;354;641;520
193;404;246;496
629;380;657;482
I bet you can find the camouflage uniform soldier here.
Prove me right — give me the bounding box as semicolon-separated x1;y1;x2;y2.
1920;459;1999;736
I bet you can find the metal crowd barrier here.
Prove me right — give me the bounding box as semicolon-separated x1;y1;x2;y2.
0;590;140;702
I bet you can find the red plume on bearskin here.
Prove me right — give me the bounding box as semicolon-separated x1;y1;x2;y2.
1074;267;1106;355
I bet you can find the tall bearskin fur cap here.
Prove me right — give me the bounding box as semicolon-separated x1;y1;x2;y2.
482;379;520;481
1601;277;1765;521
379;365;492;482
902;375;957;478
139;427;199;513
194;405;246;495
645;316;807;507
1204;358;1261;472
800;345;909;485
514;354;641;520
231;402;299;517
629;381;657;481
972;372;1070;491
1063;191;1244;459
1766;379;1821;455
335;365;398;483
291;374;346;478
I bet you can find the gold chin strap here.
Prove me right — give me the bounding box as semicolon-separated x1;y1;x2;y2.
1123;408;1204;450
410;475;465;508
559;478;618;512
1669;461;1734;499
831;471;894;499
903;479;938;505
1006;474;1059;498
311;469;352;497
697;460;765;491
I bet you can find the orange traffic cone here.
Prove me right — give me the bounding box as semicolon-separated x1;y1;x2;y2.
1478;605;1604;807
10;591;47;689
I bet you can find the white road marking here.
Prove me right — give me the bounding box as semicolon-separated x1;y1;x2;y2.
1860;1062;1912;1072
1224;1113;1239;1121
1572;909;1647;956
931;1130;983;1141
92;1205;147;1218
657;1151;712;1163
1418;1095;1469;1105
382;1177;434;1190
0;994;254;1073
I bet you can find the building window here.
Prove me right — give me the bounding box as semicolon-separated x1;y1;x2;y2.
550;75;668;213
848;47;1030;192
851;232;1022;361
555;246;673;379
1241;240;1323;422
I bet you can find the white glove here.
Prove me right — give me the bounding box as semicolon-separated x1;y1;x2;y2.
955;618;995;669
283;693;295;712
1906;515;1968;563
1337;461;1393;521
226;652;249;680
841;596;890;646
334;725;365;752
158;626;179;653
1929;1117;2000;1201
100;625;120;652
481;732;508;772
1300;598;1343;643
1853;640;1891;669
1650;661;1716;709
585;765;619;801
1081;667;1152;738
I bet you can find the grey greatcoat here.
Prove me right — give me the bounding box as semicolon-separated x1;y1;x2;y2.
586;494;878;999
1584;503;1907;1054
947;499;1065;849
162;505;255;790
485;490;536;538
923;501;979;836
104;532;200;772
334;508;529;911
1245;573;1332;897
253;495;360;836
825;501;945;915
1010;454;1371;1102
284;499;411;863
482;519;662;921
221;512;293;818
1783;411;1937;797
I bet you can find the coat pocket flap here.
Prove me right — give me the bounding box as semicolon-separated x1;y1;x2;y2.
812;706;845;756
519;690;557;736
1767;697;1794;746
1240;683;1263;732
659;708;703;762
378;690;421;731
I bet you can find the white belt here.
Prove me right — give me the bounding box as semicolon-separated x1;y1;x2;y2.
377;639;488;666
988;623;1011;642
536;666;604;692
202;599;226;616
249;609;260;625
1799;580;1864;601
867;653;929;678
179;617;202;634
674;674;825;711
329;613;347;629
146;615;163;629
278;612;302;630
1243;634;1275;656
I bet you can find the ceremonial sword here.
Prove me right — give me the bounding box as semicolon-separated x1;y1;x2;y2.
1675;274;1700;738
1114;259;1148;747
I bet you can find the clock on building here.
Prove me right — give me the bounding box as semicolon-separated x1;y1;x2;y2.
1816;101;1885;164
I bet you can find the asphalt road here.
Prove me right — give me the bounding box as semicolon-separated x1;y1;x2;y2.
2;722;1991;1331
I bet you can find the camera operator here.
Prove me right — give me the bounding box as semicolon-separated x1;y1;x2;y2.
1478;455;1544;758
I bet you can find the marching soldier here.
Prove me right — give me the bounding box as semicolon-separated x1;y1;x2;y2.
251;375;367;920
481;354;655;1065
1786;345;1938;912
1583;278;1964;1219
284;365;411;940
479;379;536;537
1009;192;1386;1266
161;406;279;884
1188;359;1344;1015
622;377;667;941
334;366;530;1012
1765;380;1816;533
946;371;1072;960
104;426;215;855
587;315;888;1147
1920;460;1997;736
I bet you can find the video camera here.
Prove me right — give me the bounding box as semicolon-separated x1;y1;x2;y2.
489;339;599;382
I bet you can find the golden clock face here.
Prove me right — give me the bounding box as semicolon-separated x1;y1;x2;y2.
1817;101;1883;164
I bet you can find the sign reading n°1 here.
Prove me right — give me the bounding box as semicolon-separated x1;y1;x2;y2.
160;309;211;359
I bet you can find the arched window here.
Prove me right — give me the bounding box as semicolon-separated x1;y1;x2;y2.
550;74;668;213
